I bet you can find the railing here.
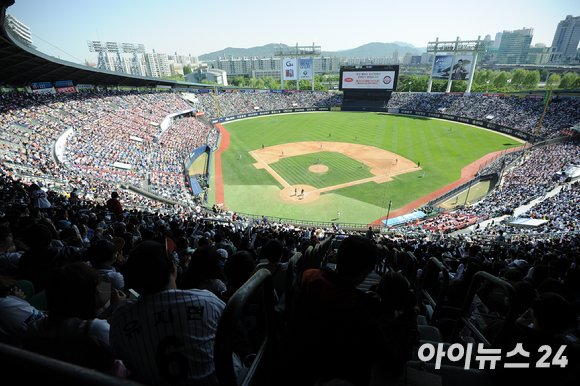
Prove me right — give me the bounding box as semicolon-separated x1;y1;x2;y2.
450;271;518;348
424;173;499;209
215;210;385;231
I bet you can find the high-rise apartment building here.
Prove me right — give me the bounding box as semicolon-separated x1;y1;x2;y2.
494;32;503;48
551;15;580;62
212;56;337;78
496;28;533;64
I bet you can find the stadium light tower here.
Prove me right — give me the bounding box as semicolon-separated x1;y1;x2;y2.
121;43;146;76
274;43;321;91
88;40;145;74
87;40;108;71
426;36;487;93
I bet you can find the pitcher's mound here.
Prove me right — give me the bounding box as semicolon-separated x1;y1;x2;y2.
308;165;328;173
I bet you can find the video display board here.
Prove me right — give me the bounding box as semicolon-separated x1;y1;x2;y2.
340;65;399;91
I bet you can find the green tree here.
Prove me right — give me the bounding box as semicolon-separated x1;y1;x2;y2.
313;81;327;91
473;69;487;85
546;74;561;89
412;76;429;92
511;68;527;90
183;66;192;76
540;69;549;82
431;80;448;92
523;70;540;90
265;76;280;90
487;70;499;84
299;80;313;90
450;81;467;92
493;71;510;90
558;72;579;89
572;78;580;89
230;76;245;87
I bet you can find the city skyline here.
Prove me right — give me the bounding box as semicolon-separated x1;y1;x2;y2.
6;0;580;65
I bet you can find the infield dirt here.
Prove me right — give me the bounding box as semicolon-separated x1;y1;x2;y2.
248;142;418;204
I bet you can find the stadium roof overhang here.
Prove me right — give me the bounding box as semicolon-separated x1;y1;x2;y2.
0;1;218;90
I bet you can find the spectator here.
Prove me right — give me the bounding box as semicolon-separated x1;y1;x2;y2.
280;235;403;385
110;240;235;385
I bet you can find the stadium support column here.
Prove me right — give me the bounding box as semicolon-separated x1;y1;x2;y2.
445;37;460;93
296;43;300;91
465;36;481;93
312;43;315;91
427;38;438;93
465;55;477;93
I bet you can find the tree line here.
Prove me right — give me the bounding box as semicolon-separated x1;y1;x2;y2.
397;69;580;93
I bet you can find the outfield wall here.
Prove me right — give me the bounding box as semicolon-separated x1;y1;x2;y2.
210;107;332;124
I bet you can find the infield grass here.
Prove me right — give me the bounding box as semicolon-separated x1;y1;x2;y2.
270;151;374;188
215;112;522;223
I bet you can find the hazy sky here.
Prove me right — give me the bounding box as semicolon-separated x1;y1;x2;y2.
7;0;580;64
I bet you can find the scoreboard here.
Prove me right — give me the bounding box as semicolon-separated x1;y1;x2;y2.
339;65;399;91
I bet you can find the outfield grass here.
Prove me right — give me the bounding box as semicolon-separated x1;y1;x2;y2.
216;112;522;223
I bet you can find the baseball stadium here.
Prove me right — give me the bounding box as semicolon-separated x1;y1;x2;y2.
1;1;580;385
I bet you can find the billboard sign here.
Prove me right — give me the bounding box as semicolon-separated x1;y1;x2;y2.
432;55;473;80
56;86;77;93
340;71;396;90
299;58;313;80
450;56;473;80
54;80;74;88
32;87;56;95
283;59;297;80
31;82;52;90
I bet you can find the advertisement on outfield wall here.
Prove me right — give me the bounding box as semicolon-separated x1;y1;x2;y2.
432;55;473;80
283;59;297;80
299;58;313;80
341;71;396;90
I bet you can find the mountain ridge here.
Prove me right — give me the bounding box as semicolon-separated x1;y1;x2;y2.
198;42;425;61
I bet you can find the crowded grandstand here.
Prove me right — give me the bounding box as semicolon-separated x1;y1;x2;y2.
1;4;580;386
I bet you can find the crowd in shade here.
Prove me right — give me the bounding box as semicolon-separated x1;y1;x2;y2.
0;158;579;385
387;93;580;139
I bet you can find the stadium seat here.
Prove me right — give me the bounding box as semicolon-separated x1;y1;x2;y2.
449;271;518;349
419;257;451;327
214;269;278;386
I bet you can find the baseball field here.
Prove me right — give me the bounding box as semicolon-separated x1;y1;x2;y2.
207;112;523;225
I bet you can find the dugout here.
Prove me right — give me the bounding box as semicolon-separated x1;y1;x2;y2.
184;145;213;201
